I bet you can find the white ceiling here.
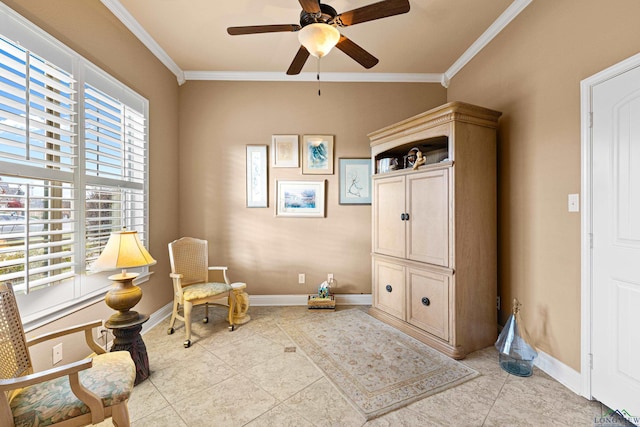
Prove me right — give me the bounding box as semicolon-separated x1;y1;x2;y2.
101;0;531;85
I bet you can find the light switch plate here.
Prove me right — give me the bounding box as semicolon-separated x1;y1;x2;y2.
568;194;579;212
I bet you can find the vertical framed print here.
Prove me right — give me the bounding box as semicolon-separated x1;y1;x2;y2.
246;145;268;207
272;134;299;168
339;158;372;204
302;135;334;175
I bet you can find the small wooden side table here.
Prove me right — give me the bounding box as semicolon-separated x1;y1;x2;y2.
105;314;150;385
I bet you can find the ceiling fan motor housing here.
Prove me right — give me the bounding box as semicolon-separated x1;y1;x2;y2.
300;3;337;27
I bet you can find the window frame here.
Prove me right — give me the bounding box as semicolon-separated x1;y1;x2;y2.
0;3;151;331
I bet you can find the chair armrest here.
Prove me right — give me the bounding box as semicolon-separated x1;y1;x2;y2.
170;272;184;279
27;320;105;355
0;358;92;391
0;358;105;424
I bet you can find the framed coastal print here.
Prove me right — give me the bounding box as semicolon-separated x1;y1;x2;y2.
339;158;372;205
302;135;334;175
246;145;268;207
272;135;299;167
276;180;326;217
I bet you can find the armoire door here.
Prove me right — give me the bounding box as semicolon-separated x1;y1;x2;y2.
373;175;406;258
406;168;450;266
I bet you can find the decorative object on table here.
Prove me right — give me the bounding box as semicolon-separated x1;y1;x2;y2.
279;309;478;419
495;298;538;377
0;283;136;426
246;144;268;208
168;237;250;348
272;134;299;168
276;180;326;217
302;135;334;174
91;229;156;326
339;158;372;205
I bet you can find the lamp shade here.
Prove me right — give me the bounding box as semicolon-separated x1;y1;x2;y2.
298;23;340;58
91;230;156;272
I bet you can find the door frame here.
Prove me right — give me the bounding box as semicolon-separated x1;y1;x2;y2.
580;51;640;400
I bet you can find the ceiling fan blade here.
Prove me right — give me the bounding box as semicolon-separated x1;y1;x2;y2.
336;0;410;27
298;0;321;14
227;24;301;35
287;46;310;75
336;35;379;69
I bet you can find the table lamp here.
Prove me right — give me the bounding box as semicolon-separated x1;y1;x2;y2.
91;230;156;326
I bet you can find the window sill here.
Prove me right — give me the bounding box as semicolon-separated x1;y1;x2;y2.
22;272;153;333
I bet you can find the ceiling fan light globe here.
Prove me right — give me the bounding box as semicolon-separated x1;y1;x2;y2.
298;23;340;58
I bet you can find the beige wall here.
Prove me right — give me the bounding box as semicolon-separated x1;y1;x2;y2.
178;81;446;296
447;0;640;371
2;0;180;368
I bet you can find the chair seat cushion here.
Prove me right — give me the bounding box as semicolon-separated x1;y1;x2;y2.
10;351;135;427
183;282;231;301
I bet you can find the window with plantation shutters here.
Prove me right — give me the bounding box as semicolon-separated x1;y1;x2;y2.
0;5;150;325
83;84;147;269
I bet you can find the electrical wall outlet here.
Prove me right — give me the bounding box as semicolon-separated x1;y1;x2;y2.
52;343;63;365
328;273;334;282
298;273;305;284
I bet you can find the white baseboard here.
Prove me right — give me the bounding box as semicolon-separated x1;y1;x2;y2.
141;302;173;335
142;294;372;327
534;348;582;395
248;294;372;306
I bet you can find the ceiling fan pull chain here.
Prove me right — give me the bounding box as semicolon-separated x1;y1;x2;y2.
317;57;322;96
317;58;321;96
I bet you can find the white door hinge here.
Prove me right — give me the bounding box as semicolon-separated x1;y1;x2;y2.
589;353;593;369
589;112;593;128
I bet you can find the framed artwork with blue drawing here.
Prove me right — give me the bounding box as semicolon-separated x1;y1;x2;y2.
302;135;333;175
339;158;372;205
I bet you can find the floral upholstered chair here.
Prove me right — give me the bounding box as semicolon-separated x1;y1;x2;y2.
167;237;250;348
0;283;135;427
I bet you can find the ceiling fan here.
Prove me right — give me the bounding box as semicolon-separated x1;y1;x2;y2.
227;0;411;75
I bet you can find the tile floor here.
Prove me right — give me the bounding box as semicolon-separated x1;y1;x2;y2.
99;305;618;426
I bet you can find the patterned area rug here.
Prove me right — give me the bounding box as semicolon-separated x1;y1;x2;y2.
279;309;479;420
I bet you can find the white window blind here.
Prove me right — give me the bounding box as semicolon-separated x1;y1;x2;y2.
0;5;150;325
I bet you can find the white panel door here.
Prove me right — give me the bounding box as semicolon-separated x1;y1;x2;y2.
592;64;640;423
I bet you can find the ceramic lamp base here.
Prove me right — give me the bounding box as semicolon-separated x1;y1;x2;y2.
105;272;142;326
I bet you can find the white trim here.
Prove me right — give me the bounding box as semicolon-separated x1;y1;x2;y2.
99;0;186;85
141;301;173;335
534;349;583;396
248;294;372;306
442;0;533;87
579;51;640;401
183;71;443;83
100;1;532;86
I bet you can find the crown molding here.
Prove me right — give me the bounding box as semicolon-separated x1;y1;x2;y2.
102;0;532;87
183;70;443;83
442;0;533;87
100;0;186;85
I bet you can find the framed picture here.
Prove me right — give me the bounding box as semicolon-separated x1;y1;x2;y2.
302;135;334;174
276;180;326;217
246;145;268;207
272;135;299;167
339;158;372;205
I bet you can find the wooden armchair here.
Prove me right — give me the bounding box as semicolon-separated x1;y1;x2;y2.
0;283;135;427
167;237;250;348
